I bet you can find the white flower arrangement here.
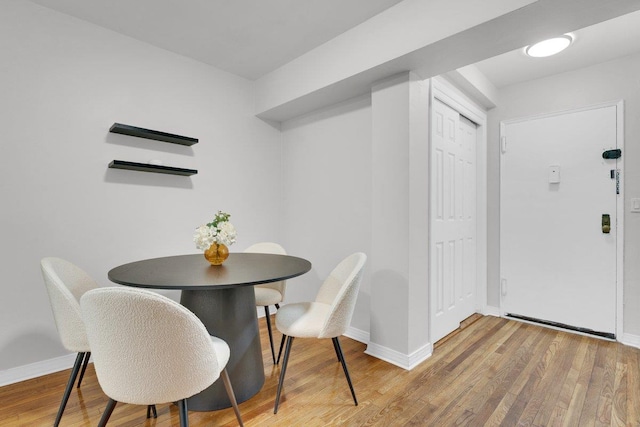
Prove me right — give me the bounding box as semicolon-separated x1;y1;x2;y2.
194;211;237;250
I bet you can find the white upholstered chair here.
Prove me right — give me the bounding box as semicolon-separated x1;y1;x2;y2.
244;242;287;364
273;252;367;413
80;287;244;427
41;257;96;427
41;258;158;426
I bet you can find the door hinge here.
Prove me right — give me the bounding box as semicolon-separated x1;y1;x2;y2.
501;136;507;154
501;278;507;296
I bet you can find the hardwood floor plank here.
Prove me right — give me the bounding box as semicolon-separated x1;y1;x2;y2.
483;327;558;426
594;340;617;426
444;317;511;370
470;325;549;425
563;335;598;426
545;335;590;426
414;320;527;425
447;323;536;422
531;333;584;426
610;344;628;427
578;342;609;426
499;328;561;425
625;345;640;425
515;330;570;426
484;391;519;427
1;315;639;427
556;335;590;409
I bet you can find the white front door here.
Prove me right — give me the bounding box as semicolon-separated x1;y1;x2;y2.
501;104;621;337
431;98;477;343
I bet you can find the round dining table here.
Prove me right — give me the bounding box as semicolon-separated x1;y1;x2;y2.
108;252;312;411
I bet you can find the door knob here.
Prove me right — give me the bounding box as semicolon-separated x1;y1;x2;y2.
602;214;611;233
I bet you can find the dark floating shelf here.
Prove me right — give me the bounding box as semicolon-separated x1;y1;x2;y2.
109;123;198;146
108;160;197;176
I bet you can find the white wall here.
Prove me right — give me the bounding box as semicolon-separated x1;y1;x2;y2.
280;95;373;333
280;73;432;369
487;52;640;337
0;1;282;372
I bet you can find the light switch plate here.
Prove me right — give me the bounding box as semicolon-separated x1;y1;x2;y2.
631;198;640;213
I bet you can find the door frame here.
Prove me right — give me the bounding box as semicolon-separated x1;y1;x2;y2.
429;77;488;343
499;100;624;339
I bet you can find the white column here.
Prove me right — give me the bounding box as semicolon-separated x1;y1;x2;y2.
367;72;431;369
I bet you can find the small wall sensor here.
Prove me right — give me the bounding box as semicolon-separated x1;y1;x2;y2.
548;165;560;184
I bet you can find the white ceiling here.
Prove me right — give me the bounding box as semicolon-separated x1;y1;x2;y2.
27;0;640;88
27;0;403;80
475;9;640;88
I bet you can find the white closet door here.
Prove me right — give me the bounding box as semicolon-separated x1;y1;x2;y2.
431;98;477;343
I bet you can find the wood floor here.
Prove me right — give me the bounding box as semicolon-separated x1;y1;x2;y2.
1;315;639;426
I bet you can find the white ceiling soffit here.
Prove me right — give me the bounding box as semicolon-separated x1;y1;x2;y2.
255;0;640;121
474;9;640;89
27;0;404;80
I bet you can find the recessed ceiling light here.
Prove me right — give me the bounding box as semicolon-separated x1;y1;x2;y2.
525;35;573;57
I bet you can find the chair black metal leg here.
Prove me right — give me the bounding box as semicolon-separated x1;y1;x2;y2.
276;334;286;365
76;351;91;388
146;405;157;418
177;399;189;427
54;352;85;427
274;336;294;414
97;398;117;427
221;368;244;426
331;337;342;362
333;337;358;406
264;305;276;364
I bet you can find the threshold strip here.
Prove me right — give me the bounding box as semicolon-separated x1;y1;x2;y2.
505;313;615;340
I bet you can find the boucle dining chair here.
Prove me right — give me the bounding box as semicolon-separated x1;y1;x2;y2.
80;287;244;427
41;258;158;427
41;257;96;427
273;252;367;414
244;242;287;364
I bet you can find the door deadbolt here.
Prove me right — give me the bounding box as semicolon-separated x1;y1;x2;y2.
602;214;611;234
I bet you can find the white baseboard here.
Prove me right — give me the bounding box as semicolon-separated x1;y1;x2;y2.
621;333;640;349
344;326;370;344
483;305;501;317
0;353;78;387
365;341;432;370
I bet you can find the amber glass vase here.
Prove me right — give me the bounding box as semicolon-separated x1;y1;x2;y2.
204;243;229;265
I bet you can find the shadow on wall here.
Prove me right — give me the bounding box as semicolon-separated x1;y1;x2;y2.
281;94;371;132
0;332;65;371
105;130;196;156
104;168;194;189
351;289;371;334
370;269;409;347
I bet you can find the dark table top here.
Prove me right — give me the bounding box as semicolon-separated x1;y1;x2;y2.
108;253;312;290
